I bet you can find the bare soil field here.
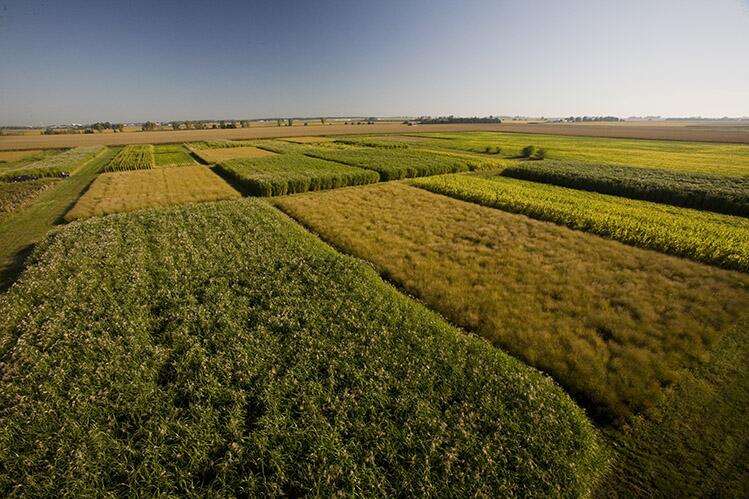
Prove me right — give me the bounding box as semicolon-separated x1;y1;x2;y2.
3;122;748;150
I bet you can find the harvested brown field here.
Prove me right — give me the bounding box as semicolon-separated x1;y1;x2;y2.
193;146;276;163
3;122;747;151
282;136;335;143
0;150;44;162
275;183;749;423
65;166;240;220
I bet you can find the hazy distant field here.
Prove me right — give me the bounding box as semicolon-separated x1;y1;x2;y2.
2;121;748;150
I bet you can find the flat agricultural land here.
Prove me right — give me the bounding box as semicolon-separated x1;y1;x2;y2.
275;183;749;422
65;166;239;220
153;144;196;167
281;136;336;143
0;150;44;162
0;200;605;496
193;145;276;163
1;131;748;497
2;121;747;150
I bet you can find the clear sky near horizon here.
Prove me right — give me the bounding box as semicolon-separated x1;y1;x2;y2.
1;0;748;126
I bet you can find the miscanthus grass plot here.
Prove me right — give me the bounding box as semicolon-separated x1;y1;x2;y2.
103;144;155;172
304;145;498;180
0;200;605;497
214;154;378;196
276;183;749;423
502;160;749;217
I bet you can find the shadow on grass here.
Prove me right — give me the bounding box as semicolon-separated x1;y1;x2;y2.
0;243;34;292
209;165;255;197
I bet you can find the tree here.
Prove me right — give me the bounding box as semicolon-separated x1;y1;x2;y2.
320;117;326;125
287;118;293;127
172;121;182;131
142;121;157;131
277;119;283;127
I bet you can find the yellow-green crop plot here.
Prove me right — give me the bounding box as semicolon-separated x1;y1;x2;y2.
65;166;239;220
390;131;749;176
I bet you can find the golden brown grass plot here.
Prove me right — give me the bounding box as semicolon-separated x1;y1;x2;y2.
65;166;240;220
193;146;276;164
276;183;749;423
0;150;44;163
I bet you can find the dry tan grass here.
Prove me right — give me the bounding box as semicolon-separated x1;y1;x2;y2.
276;183;749;422
194;146;276;163
0;150;43;162
282;136;335;143
65;166;240;220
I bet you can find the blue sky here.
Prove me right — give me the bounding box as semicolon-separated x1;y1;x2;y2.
1;0;748;125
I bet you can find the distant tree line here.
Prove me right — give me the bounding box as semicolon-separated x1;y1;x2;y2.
417;116;502;124
564;116;622;122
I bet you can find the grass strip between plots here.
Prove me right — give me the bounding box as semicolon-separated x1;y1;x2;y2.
0;147;117;290
410;173;749;272
275;183;749;422
501;160;749;217
214;154;378;196
0;199;606;497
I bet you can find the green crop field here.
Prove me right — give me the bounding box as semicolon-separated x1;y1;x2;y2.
410;173;749;272
214;154;378;195
103;144;155;172
304;144;501;180
0;146;106;180
501;160;749;217
0;200;605;496
389;131;749;176
153;144;196;167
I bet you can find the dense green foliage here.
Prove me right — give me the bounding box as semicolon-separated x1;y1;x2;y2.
0;146;106;180
411;174;749;272
503;160;749;217
0;200;606;496
103;144;155;172
187;140;258;149
214;155;378;196
305;146;499;180
0;179;57;220
153;144;196;167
